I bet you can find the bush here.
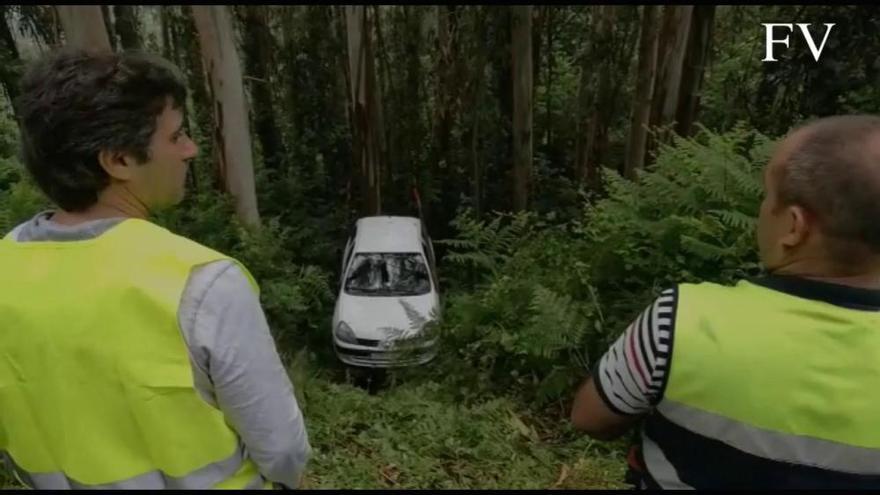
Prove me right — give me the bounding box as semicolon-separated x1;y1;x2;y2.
152;187;336;364
431;125;773;406
0;116;50;235
296;366;626;489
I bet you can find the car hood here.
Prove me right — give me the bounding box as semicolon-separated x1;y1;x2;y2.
337;292;438;341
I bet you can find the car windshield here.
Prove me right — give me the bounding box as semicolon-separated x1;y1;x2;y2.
344;253;431;296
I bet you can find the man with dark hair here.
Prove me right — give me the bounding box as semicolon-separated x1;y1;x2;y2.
571;115;880;489
0;49;310;489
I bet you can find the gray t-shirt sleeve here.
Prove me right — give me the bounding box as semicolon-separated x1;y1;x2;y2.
179;260;311;488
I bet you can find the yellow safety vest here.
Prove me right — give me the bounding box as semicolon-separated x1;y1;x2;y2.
642;280;880;489
0;218;268;489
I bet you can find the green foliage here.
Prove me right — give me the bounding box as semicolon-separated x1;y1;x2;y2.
433;126;771;406
437;208;536;284
0;161;49;234
151;187;336;363
4;5;877;487
698;6;767;132
296;359;626;489
700;6;880;136
0;115;49;235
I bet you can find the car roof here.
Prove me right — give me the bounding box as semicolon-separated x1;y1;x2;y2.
353;216;424;253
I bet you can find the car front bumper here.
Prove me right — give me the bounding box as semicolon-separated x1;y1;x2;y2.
333;337;438;368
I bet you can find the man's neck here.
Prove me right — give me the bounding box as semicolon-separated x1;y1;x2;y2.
51;197;148;227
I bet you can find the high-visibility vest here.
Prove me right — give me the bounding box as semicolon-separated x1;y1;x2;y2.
642;280;880;489
0;218;269;489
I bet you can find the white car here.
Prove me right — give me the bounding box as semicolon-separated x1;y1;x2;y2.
332;216;441;368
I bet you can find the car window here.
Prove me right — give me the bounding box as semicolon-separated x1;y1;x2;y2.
344;252;431;296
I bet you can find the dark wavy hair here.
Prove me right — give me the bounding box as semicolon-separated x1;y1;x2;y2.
15;48;187;211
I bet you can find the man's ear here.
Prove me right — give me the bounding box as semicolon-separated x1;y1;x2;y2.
780;204;811;248
97;149;137;181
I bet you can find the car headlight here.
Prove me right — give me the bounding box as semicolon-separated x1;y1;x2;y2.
335;321;358;344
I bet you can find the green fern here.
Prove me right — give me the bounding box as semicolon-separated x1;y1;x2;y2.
709;209;757;231
435;126;773;406
521;285;587;359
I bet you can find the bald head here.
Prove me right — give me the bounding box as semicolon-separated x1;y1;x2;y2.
772;115;880;265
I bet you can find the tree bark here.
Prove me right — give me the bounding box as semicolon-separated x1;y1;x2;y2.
468;8;489;217
624;5;661;179
493;9;513;207
373;6;393;193
544;6;554;148
100;5;116;51
510;5;532;212
177;8;213;147
650;6;693;134
160;7;173;60
573;16;592;184
191;5;262;227
113;5;143;51
675;5;715;137
56;5;112;53
370;6;388;201
531;6;543;89
242;5;283;172
0;6;21;108
405;7;426;217
345;5;382;216
576;5;615;189
434;6;457;181
15;6;58;47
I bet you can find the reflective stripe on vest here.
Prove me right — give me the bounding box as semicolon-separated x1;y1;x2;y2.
658;400;880;474
7;446;267;489
644;280;880;489
640;431;693;490
0;218;262;488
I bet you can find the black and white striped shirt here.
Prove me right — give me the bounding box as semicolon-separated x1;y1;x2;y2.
594;288;677;415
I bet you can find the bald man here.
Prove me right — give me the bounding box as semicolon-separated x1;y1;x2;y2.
570;115;880;489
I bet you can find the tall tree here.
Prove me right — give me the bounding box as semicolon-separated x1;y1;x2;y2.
56;5;112;53
465;7;491;217
542;6;554;148
373;6;392;193
434;6;456;175
531;6;543;90
624;5;661;179
100;5;116;51
510;5;532;212
241;5;283;172
650;6;693;135
574;5;616;189
0;7;22;108
159;7;173;61
386;7;429;218
370;6;388;202
675;5;715;136
489;9;513;212
15;5;59;47
191;5;262;227
171;7;213;149
113;5;143;51
344;5;383;216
